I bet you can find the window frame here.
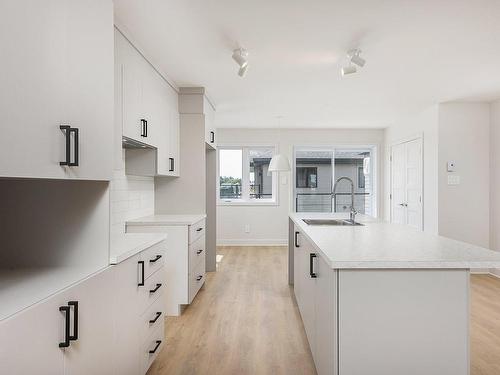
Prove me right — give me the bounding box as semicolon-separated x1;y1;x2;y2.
217;144;278;206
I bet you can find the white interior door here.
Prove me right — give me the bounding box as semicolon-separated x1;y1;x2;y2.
391;138;423;230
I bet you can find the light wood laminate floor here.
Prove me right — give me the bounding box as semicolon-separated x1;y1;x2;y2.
148;246;500;375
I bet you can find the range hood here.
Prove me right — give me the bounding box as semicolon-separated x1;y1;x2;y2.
122;136;156;149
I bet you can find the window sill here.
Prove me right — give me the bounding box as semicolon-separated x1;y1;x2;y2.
217;200;278;207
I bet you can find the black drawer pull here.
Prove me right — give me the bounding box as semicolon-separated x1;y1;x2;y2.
59;305;71;348
140;119;147;137
210;131;215;143
196;249;203;255
68;301;78;341
149;283;162;293
196;275;203;281
294;231;300;247
309;253;317;278
149;312;162;324
196;227;203;232
169;157;174;172
138;261;145;286
149;255;162;263
149;340;162;354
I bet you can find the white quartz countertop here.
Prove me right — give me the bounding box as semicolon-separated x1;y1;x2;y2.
126;214;206;227
290;212;500;269
110;233;167;264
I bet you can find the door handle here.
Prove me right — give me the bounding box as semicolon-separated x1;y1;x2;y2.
149;283;162;294
210;131;215;143
169;158;174;172
59;305;71;348
196;249;203;255
68;301;78;341
149;340;162;354
140;119;147;137
196;227;203;232
149;312;162;324
138;260;145;286
294;231;300;247
309;253;317;278
196;275;203;281
149;255;162;263
60;125;79;167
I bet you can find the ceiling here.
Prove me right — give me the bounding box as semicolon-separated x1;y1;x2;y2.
114;0;500;129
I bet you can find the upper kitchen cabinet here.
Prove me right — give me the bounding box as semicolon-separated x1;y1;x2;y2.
0;0;114;180
204;97;217;149
115;28;180;177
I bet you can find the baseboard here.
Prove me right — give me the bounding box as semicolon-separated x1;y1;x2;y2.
471;269;500;278
489;269;500;278
217;238;288;247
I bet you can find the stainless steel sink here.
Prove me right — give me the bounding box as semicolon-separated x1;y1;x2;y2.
302;219;364;226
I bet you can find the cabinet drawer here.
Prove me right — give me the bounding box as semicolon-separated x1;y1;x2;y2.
139;293;165;343
138;267;164;315
188;260;206;303
188;219;205;244
188;235;206;272
140;323;165;374
141;240;166;279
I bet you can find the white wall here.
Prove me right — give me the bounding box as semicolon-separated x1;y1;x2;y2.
216;128;384;245
490;100;500;252
384;106;439;234
438;103;491;248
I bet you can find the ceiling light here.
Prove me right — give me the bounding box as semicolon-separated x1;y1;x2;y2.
238;64;248;77
348;49;366;67
232;48;248;72
341;65;357;76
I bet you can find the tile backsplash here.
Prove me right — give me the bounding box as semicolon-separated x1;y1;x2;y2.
110;151;154;235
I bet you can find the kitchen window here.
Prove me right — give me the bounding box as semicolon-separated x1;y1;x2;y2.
218;146;277;205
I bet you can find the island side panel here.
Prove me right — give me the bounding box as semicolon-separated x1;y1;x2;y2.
289;218;295;285
338;269;469;375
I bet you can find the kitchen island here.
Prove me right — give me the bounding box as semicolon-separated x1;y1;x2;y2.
288;213;500;375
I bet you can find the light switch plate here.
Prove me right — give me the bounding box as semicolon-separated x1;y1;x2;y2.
447;175;460;185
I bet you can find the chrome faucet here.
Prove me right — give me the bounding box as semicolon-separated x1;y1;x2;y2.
332;176;357;223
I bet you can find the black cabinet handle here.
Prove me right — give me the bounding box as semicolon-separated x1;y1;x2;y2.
140;119;147;137
149;255;162;263
309;253;317;278
294;231;300;248
196;249;203;255
196;227;203;232
60;125;79;167
149;283;162;294
149;340;162;354
169;157;174;172
68;301;78;341
196;275;203;281
149;312;162;324
210;131;215;143
138;261;145;286
59;305;71;348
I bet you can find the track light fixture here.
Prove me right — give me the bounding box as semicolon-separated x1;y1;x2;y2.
341;48;366;76
232;48;249;77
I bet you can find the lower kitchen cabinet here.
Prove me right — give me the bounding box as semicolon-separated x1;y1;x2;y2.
0;240;166;375
0;267;115;375
293;226;337;375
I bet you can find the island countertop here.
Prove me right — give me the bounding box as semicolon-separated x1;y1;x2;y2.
289;212;500;269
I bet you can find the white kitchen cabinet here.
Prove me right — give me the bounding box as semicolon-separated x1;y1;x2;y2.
127;217;206;316
293;226;336;375
62;268;115;375
112;241;166;375
314;253;336;375
0;267;115;375
115;28;180;177
0;0;114;180
204;97;217;149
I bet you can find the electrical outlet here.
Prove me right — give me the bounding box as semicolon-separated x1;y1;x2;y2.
244;224;250;233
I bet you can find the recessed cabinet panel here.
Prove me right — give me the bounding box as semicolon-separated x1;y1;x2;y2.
0;0;113;180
